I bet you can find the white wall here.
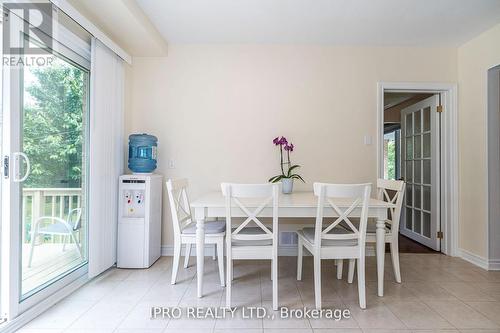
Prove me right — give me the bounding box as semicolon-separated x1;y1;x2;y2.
126;45;457;245
458;23;500;260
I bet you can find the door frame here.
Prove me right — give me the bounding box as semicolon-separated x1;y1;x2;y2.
487;65;500;269
377;82;459;256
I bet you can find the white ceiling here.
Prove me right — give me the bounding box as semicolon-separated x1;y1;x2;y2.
67;0;168;56
136;0;500;46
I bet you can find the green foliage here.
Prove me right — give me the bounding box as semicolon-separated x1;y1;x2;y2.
268;164;305;183
387;140;396;180
23;59;87;188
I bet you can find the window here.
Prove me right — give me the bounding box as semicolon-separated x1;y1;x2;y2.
384;127;401;180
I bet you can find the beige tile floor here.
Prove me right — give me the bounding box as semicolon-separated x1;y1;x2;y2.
19;253;500;333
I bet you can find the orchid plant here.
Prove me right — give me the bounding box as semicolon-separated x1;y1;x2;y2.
269;136;305;183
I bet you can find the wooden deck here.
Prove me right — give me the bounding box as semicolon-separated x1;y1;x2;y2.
21;243;84;295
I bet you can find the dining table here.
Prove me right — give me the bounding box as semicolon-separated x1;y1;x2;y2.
190;191;395;299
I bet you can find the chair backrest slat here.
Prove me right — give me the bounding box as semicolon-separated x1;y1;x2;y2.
376;179;405;234
221;183;279;242
166;179;193;238
68;208;82;231
313;183;371;248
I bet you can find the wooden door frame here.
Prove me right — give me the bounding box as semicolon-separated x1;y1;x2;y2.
377;82;459;257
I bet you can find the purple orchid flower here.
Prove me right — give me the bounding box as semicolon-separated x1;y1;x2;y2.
270;136;304;185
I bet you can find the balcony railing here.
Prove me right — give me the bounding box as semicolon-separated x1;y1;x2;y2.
22;188;82;244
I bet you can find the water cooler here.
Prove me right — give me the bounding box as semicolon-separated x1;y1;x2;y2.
117;174;162;268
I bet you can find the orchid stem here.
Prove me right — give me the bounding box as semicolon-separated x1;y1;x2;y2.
280;146;285;176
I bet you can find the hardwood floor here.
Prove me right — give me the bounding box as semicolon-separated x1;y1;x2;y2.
383;233;438;254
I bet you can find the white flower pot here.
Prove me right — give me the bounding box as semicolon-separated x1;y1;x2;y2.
282;178;293;194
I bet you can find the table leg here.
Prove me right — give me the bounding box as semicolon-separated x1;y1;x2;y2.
376;219;385;297
196;218;205;298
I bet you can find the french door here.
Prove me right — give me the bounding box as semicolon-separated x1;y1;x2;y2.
1;16;90;316
400;95;441;251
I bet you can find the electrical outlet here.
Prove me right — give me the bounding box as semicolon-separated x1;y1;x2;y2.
168;159;175;169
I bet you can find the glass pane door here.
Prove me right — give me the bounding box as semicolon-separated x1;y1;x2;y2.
401;95;440;251
20;54;89;298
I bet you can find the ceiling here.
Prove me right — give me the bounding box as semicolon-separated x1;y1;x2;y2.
384;93;419;109
136;0;500;46
67;0;168;56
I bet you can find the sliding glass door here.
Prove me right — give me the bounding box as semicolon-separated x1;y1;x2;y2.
1;3;91;316
20;54;89;299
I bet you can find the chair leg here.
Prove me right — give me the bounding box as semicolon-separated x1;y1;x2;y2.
184;243;192;268
336;259;343;279
213;244;217;260
272;251;278;310
62;235;68;251
314;254;322;309
217;240;225;287
390;239;401;283
226;246;232;308
70;232;83;259
171;241;181;285
297;238;303;281
28;234;37;268
357;255;366;309
348;259;355;284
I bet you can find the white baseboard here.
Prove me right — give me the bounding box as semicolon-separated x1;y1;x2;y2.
458;248;496;270
488;258;500;270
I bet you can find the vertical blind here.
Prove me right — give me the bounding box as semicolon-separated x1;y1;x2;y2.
88;38;124;278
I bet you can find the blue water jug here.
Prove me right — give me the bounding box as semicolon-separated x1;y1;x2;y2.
128;134;158;173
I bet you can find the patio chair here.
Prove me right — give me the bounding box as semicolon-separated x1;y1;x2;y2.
28;208;83;267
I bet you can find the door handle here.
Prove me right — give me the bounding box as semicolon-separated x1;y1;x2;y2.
13;152;30;182
3;155;9;178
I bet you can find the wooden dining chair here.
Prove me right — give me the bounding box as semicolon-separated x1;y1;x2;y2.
343;179;406;284
296;183;371;309
166;179;225;286
221;183;280;310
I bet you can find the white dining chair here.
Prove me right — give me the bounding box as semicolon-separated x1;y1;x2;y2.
221;183;279;310
28;208;83;267
167;179;225;286
343;179;406;284
296;183;371;309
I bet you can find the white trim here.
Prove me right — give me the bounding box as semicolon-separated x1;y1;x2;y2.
458;248;489;270
18;265;87;312
49;0;132;64
377;82;459;257
486;64;500;269
0;273;89;333
458;249;500;270
489;259;500;271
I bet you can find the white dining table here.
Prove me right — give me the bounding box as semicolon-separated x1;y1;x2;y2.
190;191;394;299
